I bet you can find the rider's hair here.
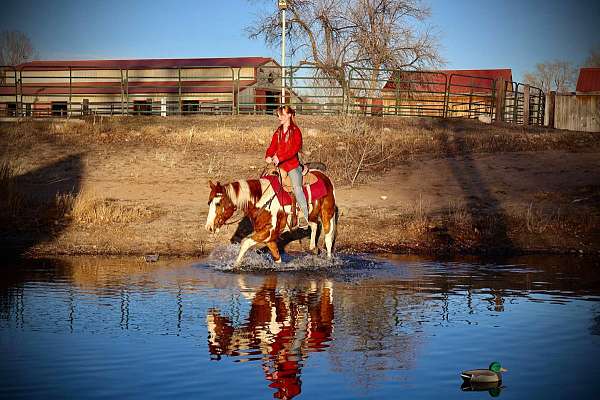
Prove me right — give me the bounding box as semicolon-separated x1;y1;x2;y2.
277;105;297;126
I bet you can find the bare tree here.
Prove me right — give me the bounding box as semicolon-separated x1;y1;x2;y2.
247;0;442;92
350;0;442;90
523;61;577;93
0;30;34;66
584;45;600;67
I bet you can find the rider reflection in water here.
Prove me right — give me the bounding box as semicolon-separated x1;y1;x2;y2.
206;276;334;399
265;105;310;228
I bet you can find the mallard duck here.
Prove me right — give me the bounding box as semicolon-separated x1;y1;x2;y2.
461;361;507;383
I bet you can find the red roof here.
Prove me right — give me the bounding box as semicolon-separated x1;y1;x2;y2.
384;69;512;94
576;68;600;92
16;57;275;70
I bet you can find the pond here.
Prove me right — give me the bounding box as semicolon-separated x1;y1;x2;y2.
1;251;599;399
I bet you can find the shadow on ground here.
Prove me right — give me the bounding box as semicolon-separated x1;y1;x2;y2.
437;120;515;254
0;153;84;256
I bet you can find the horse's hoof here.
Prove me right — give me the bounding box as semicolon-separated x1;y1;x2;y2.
274;259;282;264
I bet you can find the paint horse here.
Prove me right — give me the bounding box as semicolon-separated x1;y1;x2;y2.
205;170;337;266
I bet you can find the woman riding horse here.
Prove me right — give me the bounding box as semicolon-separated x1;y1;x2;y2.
265;105;310;228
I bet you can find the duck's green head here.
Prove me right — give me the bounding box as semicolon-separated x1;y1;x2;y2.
489;361;507;373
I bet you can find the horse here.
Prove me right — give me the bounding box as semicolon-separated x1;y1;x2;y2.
205;170;337;266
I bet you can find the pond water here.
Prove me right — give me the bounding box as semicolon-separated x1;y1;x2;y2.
1;251;599;399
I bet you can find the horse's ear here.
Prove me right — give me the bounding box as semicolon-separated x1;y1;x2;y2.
209;180;215;189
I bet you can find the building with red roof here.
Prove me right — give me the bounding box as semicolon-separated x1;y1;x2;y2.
383;69;512;94
1;57;286;116
576;67;600;93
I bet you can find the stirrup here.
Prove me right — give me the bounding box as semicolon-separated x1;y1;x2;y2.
297;216;309;229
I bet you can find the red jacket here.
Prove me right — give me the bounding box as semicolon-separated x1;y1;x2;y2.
265;124;302;172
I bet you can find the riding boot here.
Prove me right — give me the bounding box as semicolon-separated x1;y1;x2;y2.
290;195;298;227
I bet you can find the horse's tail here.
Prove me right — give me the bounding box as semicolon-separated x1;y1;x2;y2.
331;186;338;249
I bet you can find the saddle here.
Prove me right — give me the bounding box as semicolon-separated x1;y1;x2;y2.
281;169;319;192
262;163;328;228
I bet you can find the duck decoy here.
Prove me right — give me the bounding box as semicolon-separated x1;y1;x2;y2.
461;361;507;383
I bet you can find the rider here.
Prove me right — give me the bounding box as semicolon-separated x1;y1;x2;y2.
265;105;310;228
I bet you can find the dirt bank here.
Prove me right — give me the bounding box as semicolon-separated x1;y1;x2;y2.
1;115;599;257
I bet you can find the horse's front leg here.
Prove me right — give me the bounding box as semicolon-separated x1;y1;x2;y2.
308;221;319;254
235;237;258;266
265;241;282;264
234;219;273;266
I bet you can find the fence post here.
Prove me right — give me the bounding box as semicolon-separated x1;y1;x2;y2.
346;68;353;115
120;69;125;115
230;67;236;115
14;68;19;117
235;68;240;115
545;91;556;128
68;67;72;118
394;70;400;116
125;69;129;115
494;78;506;122
443;74;450;118
512;83;519;124
178;68;182;116
288;66;294;107
523;84;530;125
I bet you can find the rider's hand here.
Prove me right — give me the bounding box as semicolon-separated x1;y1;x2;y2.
265;157;272;164
272;155;279;165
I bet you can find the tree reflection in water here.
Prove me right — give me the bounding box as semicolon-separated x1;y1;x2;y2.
207;275;334;399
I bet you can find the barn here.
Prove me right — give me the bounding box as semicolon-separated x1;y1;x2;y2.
0;57;290;117
576;67;600;93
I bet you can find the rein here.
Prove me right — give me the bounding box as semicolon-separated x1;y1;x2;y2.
224;214;245;226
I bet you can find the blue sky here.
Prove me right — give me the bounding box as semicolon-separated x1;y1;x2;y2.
1;0;598;81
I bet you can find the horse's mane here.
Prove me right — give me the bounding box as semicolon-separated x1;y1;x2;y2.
224;180;262;211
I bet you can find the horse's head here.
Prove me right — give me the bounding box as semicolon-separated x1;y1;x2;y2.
205;180;237;233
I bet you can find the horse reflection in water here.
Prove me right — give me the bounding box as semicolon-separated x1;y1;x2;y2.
206;275;334;399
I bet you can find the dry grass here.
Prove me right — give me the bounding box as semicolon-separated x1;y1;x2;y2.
57;191;160;225
523;203;564;234
2;114;598;190
0;158;24;219
4;114;597;152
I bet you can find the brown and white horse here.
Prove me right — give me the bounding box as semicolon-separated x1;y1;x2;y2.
205;171;337;266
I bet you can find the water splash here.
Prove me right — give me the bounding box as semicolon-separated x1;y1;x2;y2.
205;244;345;272
205;244;271;271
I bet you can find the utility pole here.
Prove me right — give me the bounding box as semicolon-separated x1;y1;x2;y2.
278;0;287;104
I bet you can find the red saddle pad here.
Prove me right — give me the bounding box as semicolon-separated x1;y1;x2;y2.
263;174;327;206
